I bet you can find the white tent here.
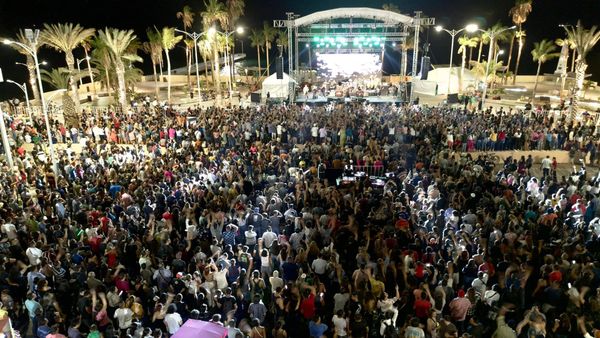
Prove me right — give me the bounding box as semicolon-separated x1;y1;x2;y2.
261;72;296;99
427;67;478;95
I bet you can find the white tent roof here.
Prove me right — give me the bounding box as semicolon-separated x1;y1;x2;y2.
427;67;478;95
294;7;414;27
261;72;296;99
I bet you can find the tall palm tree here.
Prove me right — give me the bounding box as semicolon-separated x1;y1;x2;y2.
556;37;577;72
40;68;83;127
382;3;401;13
81;37;97;98
91;37;113;97
201;0;228;93
565;21;600;115
39;23;95;115
476;31;490;63
176;5;195;31
143;28;163;99
531;39;560;100
509;0;533;84
9;30;42;102
198;37;213;85
250;29;264;78
263;22;277;76
176;5;195;93
226;0;246;82
397;33;415;78
458;35;479;92
98;28;141;109
157;27;183;104
471;60;504;85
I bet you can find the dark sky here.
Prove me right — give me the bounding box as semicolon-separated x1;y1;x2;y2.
0;0;598;100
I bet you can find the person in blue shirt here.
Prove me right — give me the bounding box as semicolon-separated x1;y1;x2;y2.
309;315;328;338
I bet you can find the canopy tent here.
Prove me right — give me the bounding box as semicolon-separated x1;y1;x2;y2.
261;72;296;99
171;320;227;338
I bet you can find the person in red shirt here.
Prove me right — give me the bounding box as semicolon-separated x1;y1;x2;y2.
299;283;317;320
414;292;432;321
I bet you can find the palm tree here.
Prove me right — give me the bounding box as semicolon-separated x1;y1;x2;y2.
91;37;113;97
9;30;42;102
531;39;560;100
156;27;183;104
397;33;415;78
250;29;264;78
39;23;95;115
143;28;163;99
382;3;401;13
509;0;533;84
226;0;246;82
471;60;504;83
201;0;228;93
98;28;141;109
198;37;213;85
263;22;277;76
458;36;479;72
176;5;195;93
467;36;479;65
81;37;97;98
458;35;479;92
176;5;195;31
40;67;83;127
556;37;577;72
565;21;600;115
476;31;490;63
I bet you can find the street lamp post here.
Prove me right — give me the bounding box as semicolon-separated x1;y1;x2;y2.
175;29;206;106
0;69;14;170
213;27;244;97
479;25;516;110
76;57;90;86
435;24;478;96
4;80;31;120
4;29;60;178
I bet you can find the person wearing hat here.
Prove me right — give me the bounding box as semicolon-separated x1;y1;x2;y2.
449;289;471;333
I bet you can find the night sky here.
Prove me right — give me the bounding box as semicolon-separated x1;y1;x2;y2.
0;0;598;100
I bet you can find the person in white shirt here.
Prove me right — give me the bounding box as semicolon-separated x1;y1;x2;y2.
1;221;17;241
311;253;328;276
114;301;133;331
163;305;183;335
332;310;348;337
25;241;42;266
269;270;284;293
261;226;277;248
471;271;488;297
245;225;257;248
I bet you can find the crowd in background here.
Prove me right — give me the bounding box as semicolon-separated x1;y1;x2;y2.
1;102;600;338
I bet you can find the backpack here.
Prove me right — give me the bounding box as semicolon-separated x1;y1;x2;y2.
383;320;399;338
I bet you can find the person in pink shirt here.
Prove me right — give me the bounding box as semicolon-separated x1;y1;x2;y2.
449;289;471;333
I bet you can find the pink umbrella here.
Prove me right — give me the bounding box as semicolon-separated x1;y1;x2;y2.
171;320;228;338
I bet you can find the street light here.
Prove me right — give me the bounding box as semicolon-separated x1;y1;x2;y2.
0;68;14;170
15;60;47;68
495;49;505;64
435;23;479;96
76;57;90;86
175;28;214;106
477;25;516;109
212;26;244;96
4;79;31;120
3;29;60;179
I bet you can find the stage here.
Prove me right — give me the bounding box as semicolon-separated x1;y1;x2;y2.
295;94;406;105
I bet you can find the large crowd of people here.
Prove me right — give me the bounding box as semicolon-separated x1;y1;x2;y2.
1;101;600;338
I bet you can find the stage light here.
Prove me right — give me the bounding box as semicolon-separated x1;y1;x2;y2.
313;36;320;42
306;43;309;47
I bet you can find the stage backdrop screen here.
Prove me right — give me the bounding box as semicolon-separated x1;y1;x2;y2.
316;53;381;79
